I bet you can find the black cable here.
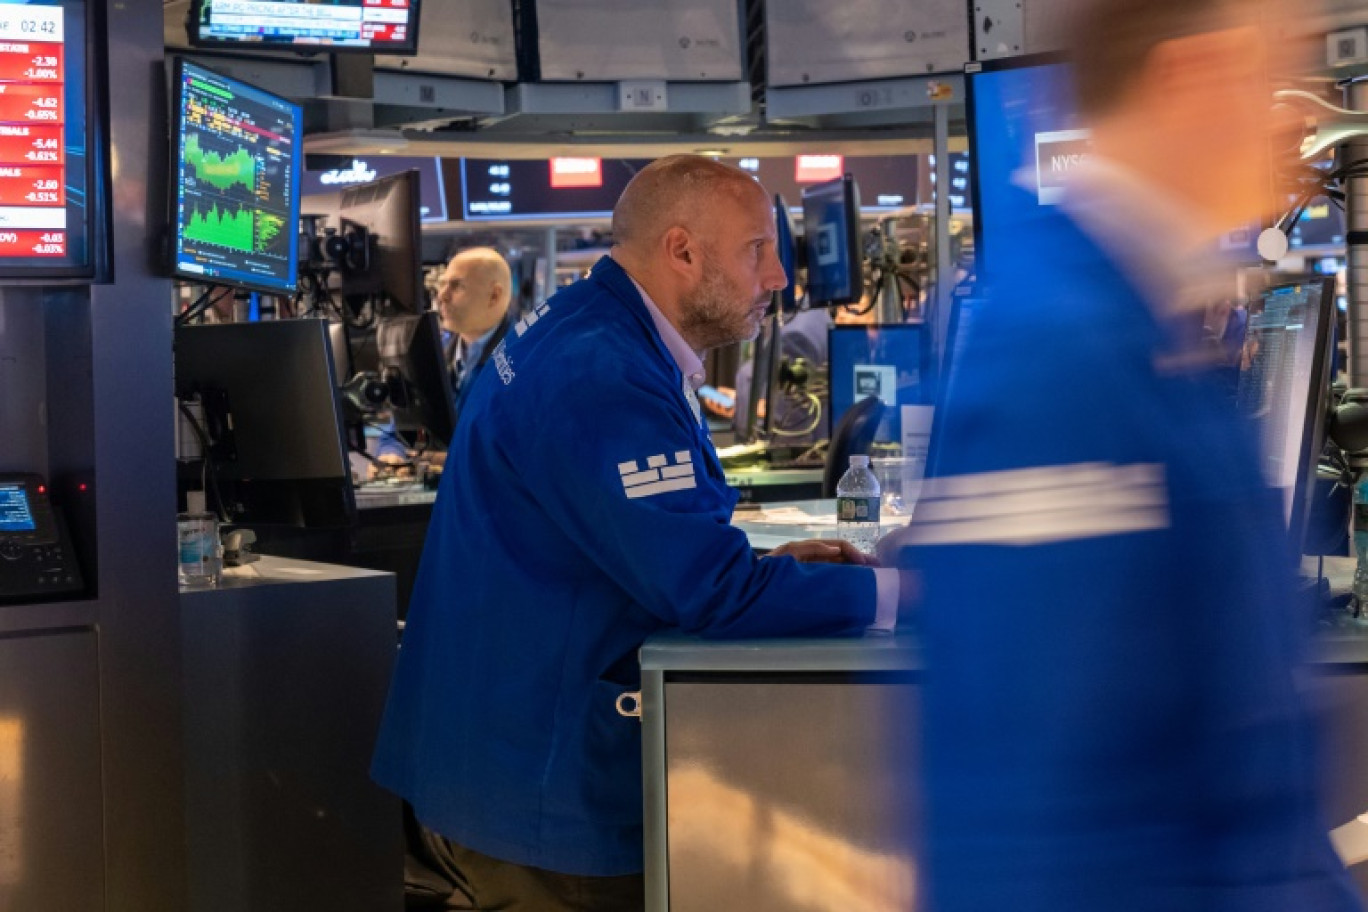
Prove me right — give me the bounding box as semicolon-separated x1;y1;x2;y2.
176;399;230;524
174;284;222;327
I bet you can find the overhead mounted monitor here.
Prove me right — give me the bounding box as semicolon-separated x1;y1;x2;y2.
188;0;420;54
170;58;302;295
0;0;108;282
460;158;649;221
302;155;447;222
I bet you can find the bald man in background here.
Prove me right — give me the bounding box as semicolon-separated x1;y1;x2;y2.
434;247;516;408
371;155;900;910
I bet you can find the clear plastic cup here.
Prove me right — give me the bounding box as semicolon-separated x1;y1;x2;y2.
177;511;222;588
870;456;924;516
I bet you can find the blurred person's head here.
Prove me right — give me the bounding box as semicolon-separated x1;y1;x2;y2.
612;155;788;352
1068;0;1300;237
436;247;511;342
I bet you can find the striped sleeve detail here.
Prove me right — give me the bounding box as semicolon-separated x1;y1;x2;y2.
906;462;1169;547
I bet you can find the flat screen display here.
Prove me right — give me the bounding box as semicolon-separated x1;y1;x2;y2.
302;155;446;222
1235;279;1335;541
802;175;861;306
461;158;650;221
1289;198;1345;251
171;59;302;295
967;57;1084;271
457;155;921;222
0;483;35;532
189;0;419;54
829;324;930;444
0;0;103;279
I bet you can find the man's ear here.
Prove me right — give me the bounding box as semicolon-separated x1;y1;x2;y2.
662;226;698;277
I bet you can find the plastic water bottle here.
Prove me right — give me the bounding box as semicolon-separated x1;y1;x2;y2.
836;454;881;555
1353;473;1368;613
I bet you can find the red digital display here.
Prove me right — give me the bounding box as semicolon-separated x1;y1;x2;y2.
0;164;63;206
0;229;65;257
549;158;603;190
0;9;67;261
795;155;845;184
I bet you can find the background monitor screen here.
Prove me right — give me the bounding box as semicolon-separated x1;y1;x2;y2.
302;169;422;313
802;175;862;306
189;0;420;54
0;0;104;280
460;158;649;221
175;319;355;528
1235;279;1336;546
171;59;302;294
1289;197;1345;251
0;483;35;532
302;155;446;222
828;324;930;445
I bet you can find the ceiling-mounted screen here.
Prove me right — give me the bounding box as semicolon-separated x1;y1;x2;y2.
170;58;302;295
0;0;107;281
188;0;420;55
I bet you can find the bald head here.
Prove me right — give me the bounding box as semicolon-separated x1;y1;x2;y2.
612;155;769;251
436;246;512;341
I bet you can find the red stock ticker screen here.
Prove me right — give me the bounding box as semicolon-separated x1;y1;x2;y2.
0;0;99;277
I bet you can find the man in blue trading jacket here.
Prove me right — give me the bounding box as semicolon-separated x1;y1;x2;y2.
880;0;1362;910
372;155;901;910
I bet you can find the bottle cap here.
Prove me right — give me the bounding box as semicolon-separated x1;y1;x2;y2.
849;454;870;468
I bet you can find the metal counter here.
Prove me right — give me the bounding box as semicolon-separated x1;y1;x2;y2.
639;586;1368;910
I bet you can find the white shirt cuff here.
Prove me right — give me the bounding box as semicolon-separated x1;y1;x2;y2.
869;567;900;631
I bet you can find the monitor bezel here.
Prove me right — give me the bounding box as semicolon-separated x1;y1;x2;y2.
186;0;422;56
1273;277;1338;554
168;56;303;296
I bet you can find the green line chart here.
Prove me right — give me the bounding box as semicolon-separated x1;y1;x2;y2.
183;202;291;255
184;202;253;252
184;132;256;193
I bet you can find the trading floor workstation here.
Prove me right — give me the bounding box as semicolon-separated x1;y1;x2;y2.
1;0;1367;909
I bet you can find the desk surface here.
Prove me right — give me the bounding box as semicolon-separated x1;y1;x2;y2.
731;498;912;551
353;468;827;511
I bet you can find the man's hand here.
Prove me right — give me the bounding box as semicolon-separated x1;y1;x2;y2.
766;538;877;566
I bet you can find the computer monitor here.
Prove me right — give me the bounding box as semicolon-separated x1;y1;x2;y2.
828;324;930;446
802;175;862;306
170;58;302;295
175;319;355;528
0;0;110;283
188;0;421;54
1235;279;1336;550
331;312;457;448
375;312;457;447
966;55;1082;274
775;193;799;314
303;169;422;314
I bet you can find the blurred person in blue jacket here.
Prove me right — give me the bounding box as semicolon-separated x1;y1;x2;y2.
880;0;1362;910
371;155;902;911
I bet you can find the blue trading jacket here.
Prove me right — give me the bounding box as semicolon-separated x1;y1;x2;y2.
899;193;1361;912
371;256;877;877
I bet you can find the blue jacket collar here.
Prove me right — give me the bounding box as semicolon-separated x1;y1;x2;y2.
588;255;681;381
